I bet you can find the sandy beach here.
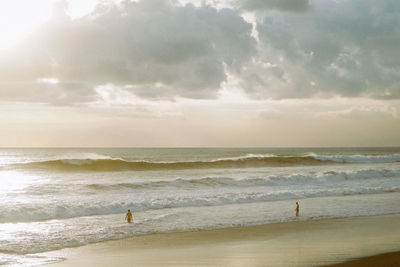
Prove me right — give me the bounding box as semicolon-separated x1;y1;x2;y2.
44;213;400;267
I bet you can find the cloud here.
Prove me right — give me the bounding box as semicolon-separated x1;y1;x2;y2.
258;98;400;122
337;107;399;120
238;0;400;100
0;0;255;104
1;0;399;105
238;0;311;12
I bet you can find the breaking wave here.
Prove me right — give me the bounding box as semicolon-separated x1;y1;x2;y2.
85;168;400;190
310;153;400;163
14;155;332;171
12;153;400;171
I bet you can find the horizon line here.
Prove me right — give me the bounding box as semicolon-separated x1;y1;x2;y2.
0;146;399;149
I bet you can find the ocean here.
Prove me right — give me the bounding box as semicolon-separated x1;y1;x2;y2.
1;147;400;266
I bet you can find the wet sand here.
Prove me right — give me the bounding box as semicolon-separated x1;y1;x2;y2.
323;251;400;266
45;214;400;266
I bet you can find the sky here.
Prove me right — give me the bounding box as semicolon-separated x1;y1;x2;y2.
0;0;399;147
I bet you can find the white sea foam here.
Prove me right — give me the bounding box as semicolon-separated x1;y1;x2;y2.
1;193;400;256
212;153;276;161
309;153;400;163
1;168;399;223
85;168;400;188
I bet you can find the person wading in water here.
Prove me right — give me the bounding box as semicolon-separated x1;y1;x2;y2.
125;209;133;223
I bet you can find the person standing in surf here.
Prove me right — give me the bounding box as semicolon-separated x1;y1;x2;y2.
125;209;133;223
295;202;299;217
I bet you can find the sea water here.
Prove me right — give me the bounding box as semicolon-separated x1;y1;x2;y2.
0;147;400;266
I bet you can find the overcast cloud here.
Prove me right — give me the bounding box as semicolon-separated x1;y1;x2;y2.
238;0;311;12
242;0;400;100
0;0;399;105
0;0;255;104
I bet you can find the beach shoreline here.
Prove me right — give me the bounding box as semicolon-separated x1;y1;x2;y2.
44;213;400;266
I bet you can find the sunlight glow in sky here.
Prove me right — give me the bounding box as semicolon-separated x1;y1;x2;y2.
0;1;48;48
0;0;399;147
0;0;99;48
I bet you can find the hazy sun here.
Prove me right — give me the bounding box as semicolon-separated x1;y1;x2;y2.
0;0;98;49
0;0;51;49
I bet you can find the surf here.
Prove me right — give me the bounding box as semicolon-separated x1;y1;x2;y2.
14;155;337;171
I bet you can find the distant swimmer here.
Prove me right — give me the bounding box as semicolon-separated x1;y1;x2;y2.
125;209;133;223
295;202;299;217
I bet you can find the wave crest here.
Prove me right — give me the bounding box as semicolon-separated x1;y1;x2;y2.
16;156;332;171
85;168;400;190
310;153;400;163
11;153;400;172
